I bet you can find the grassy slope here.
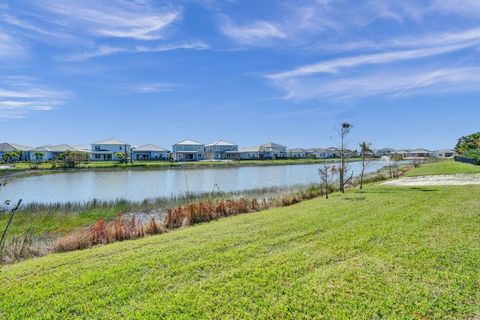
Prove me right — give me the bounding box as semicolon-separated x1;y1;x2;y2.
405;159;480;176
1;183;479;318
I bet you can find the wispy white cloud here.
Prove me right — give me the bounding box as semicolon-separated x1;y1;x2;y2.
267;42;477;80
0;78;69;119
0;31;27;58
132;82;182;94
64;41;209;61
33;0;182;41
270;66;480;101
219;18;287;45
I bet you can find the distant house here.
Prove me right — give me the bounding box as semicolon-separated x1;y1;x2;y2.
260;142;287;159
393;149;432;159
433;149;457;159
374;148;395;157
287;148;307;159
0;143;31;161
28;144;89;162
90;138;131;161
29;146;54;161
172;139;205;161
205;140;238;160
238;146;264;160
132;144;170;161
306;148;336;159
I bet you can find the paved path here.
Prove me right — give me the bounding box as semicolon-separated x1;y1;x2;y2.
383;174;480;186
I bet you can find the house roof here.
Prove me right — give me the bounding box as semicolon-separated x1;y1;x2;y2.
287;148;306;152
48;144;79;152
174;139;204;146
92;138;129;145
409;148;432;153
260;142;286;148
307;148;329;152
30;146;51;152
239;146;262;152
435;149;456;153
0;143;31;152
206;139;237;147
133;144;168;152
72;145;90;152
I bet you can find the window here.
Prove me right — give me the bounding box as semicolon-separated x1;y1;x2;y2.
95;154;101;159
119;146;122;150
94;146;100;151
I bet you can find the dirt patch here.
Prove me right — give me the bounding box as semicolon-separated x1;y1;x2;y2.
383;174;480;186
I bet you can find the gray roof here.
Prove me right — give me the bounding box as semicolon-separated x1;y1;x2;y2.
435;149;456;153
48;144;79;152
206;139;237;147
174;139;204;146
92;138;129;145
239;146;262;152
307;148;329;152
0;143;31;152
133;144;168;152
30;146;51;152
409;148;432;153
260;142;286;148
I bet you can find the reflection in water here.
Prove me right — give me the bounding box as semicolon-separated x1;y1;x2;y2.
0;161;386;204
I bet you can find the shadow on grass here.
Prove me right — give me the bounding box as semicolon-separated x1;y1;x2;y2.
343;197;366;201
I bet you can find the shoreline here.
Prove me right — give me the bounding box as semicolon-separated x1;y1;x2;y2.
0;158;365;180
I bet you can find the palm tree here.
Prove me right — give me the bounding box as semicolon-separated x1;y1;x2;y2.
359;142;372;190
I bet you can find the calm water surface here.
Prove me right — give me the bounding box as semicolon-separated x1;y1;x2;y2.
0;161;387;204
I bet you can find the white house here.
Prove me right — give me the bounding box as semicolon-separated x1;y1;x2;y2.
238;146;264;160
172;139;205;161
433;149;457;159
306;148;336;159
393;149;432;159
205;140;239;160
0;143;31;161
132;144;170;161
90;138;131;161
374;148;395;157
287;148;307;158
260;142;287;159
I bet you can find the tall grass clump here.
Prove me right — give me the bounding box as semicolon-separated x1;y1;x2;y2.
53;215;166;252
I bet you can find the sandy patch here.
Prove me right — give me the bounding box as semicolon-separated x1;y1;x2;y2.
383;174;480;186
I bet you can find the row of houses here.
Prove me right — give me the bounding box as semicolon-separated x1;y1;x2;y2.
374;148;457;159
0;140;457;162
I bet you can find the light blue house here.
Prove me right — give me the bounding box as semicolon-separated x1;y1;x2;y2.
29;144;89;162
0;143;31;162
205;140;238;160
172;139;205;161
132;144;170;161
306;148;336;159
90;138;131;161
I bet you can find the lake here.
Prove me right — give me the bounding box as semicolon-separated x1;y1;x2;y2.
0;161;388;204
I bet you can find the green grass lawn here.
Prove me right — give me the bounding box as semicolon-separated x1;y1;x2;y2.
1;181;479;318
405;160;480;176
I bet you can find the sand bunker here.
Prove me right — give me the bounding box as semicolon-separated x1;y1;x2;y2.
383;174;480;186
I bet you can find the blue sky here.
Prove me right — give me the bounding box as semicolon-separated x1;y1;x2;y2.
0;0;479;150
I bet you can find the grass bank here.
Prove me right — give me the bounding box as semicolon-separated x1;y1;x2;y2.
0;162;479;318
405;159;480;176
1;158;362;179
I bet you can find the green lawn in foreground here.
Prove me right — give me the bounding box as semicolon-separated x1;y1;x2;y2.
405;159;480;176
1;182;479;319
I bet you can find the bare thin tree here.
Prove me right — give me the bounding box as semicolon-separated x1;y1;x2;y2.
359;142;373;189
337;122;352;193
319;164;337;199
